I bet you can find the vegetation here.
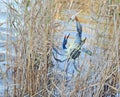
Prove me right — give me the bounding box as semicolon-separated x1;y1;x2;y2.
0;0;120;96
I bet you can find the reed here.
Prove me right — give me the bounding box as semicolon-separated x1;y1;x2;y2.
1;0;120;96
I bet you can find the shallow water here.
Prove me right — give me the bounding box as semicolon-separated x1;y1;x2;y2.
0;8;113;97
53;20;93;78
0;11;8;96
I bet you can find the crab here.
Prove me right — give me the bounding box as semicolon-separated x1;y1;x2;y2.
52;16;92;73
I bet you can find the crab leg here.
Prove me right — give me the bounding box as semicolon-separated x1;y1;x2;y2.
52;52;67;62
52;46;65;56
65;58;73;73
81;48;92;56
73;60;80;73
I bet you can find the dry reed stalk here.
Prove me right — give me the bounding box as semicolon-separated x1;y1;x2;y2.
1;0;120;96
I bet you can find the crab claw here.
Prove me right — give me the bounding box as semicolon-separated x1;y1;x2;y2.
76;20;82;39
82;37;87;42
75;16;79;22
63;33;70;49
65;33;70;39
80;37;86;46
70;16;79;22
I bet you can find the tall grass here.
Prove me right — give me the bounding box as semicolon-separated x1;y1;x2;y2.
2;0;120;96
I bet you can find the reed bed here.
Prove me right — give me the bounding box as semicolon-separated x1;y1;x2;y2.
1;0;120;97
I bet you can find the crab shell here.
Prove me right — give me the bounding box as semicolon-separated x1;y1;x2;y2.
66;38;86;60
70;47;81;60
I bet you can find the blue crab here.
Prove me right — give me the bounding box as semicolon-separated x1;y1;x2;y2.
52;16;92;72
